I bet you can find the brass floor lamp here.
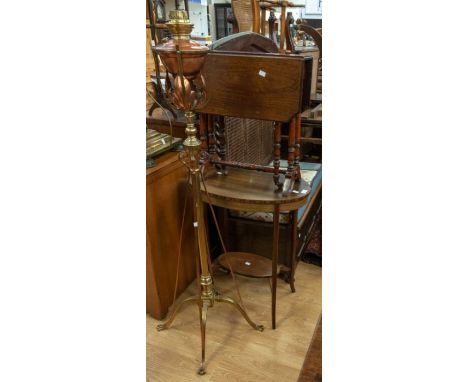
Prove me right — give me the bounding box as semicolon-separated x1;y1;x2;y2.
154;10;264;376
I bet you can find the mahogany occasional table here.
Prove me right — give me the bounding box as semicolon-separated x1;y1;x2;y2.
200;166;311;329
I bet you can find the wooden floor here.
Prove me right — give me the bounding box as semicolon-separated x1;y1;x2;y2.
147;262;322;381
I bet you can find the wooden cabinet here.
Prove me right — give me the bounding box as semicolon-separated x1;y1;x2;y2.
146;151;197;320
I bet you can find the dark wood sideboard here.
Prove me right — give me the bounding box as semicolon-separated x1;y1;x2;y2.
146;151;197;320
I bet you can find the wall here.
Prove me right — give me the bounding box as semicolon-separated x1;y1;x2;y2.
189;2;209;36
303;0;322;19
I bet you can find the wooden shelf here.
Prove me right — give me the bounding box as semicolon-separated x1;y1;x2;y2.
280;135;322;144
218;252;280;278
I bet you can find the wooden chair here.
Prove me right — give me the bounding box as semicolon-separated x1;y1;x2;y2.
297;21;322;93
268;9;278;43
230;0;305;52
231;0;261;33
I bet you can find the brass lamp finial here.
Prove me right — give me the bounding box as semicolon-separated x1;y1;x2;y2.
166;10;193;40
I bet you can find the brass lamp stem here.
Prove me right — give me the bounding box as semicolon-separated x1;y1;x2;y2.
184;109;214;303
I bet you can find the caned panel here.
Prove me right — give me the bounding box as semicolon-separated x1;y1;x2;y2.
224;117;274;166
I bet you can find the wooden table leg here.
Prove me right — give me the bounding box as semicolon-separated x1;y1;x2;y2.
272;204;280;329
289;210;298;293
294;112;302;180
311;50;319;96
273;122;282;190
287;115;296;175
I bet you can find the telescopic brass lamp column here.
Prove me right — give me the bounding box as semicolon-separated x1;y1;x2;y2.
154;10;264;376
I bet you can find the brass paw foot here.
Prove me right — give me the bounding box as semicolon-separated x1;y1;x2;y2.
256;324;265;332
197;366;206;375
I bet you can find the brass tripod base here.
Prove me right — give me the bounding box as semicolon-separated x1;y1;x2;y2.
157;292;264;332
157;290;264;375
156;296;199;332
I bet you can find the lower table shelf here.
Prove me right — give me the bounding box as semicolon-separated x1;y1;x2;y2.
218;252;280;278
